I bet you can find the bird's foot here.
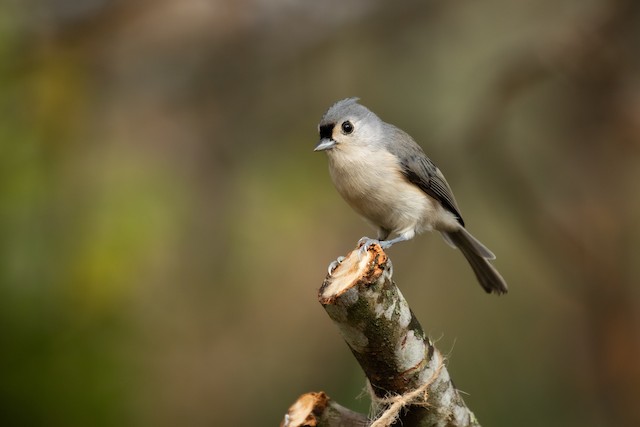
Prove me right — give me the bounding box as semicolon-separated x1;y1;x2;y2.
378;240;393;249
358;236;396;252
357;236;382;253
328;256;346;275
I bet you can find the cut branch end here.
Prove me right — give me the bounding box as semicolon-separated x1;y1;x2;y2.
319;244;388;304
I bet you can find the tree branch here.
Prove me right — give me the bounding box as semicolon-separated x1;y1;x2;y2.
283;244;481;427
281;392;369;427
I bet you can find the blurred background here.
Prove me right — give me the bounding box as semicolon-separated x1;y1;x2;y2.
1;0;639;426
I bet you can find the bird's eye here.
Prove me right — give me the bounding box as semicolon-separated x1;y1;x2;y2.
341;121;354;135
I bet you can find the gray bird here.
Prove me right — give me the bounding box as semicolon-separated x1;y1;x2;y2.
315;98;508;294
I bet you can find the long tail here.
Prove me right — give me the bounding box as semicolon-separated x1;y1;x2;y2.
442;228;508;294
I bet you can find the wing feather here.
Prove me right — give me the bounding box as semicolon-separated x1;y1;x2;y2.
383;124;465;226
400;156;464;227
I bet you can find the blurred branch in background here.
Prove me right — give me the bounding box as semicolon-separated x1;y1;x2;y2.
461;1;640;425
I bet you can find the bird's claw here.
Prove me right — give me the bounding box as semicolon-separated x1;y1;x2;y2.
357;236;394;252
357;237;381;253
328;256;346;275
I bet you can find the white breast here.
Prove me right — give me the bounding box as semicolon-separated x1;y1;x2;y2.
327;145;450;236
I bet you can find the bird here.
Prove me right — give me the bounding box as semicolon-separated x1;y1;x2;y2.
314;97;508;294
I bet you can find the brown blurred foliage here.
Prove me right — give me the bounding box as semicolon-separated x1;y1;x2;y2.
1;1;639;426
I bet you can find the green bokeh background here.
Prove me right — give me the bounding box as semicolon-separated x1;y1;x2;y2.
1;1;639;426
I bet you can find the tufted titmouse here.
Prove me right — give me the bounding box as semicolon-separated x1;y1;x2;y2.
314;98;508;294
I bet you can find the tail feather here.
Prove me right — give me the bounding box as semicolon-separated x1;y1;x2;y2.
443;228;508;294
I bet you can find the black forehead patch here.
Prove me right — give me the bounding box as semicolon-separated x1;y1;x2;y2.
319;123;335;139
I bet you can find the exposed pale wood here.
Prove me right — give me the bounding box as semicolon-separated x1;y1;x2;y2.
281;392;368;427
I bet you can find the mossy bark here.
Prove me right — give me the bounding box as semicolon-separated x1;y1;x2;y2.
283;244;481;427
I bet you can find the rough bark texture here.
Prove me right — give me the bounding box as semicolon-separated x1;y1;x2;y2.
318;244;480;427
283;244;481;427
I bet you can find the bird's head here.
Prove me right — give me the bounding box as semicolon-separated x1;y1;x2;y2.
315;97;382;153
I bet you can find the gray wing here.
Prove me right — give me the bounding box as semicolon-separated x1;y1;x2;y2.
384;126;465;226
